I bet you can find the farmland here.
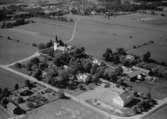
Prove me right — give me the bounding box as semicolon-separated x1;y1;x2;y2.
0;18;73;64
1;13;167;64
1;11;167;119
68;14;167;63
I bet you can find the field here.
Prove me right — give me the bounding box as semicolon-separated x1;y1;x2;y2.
0;37;35;65
24;99;106;119
1;13;167;64
68;13;167;63
0;68;25;90
0;18;73;64
143;104;167;119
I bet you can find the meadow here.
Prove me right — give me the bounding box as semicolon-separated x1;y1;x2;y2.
0;68;25;90
0;18;73;64
69;14;167;63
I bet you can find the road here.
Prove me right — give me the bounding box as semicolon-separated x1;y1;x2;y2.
65;17;80;43
6;52;40;67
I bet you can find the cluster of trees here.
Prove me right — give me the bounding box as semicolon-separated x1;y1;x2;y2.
22;44;125;90
1;18;31;28
134;97;157;114
103;48;140;66
103;48;126;63
97;0;163;12
38;40;54;50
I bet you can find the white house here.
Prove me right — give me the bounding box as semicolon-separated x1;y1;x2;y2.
76;73;89;83
54;42;58;51
92;58;101;66
54;42;66;51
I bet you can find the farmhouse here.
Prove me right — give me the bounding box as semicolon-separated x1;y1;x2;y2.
76;73;90;83
132;66;150;75
112;91;134;107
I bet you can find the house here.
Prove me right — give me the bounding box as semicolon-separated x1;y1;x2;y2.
76;73;89;83
7;102;17;114
92;58;101;66
112;91;134;107
132;66;150;75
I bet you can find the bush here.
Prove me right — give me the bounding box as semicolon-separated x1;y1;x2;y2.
32;43;37;47
38;43;46;50
13;107;25;115
15;63;22;68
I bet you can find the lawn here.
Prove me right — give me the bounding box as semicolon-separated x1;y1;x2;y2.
69;14;167;63
24;99;106;119
143;104;167;119
0;68;26;90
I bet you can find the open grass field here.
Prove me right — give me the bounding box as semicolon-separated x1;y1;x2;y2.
68;13;167;63
0;18;73;64
143;104;167;119
24;99;106;119
0;68;25;90
0;37;35;64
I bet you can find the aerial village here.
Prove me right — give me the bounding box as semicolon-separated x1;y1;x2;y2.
0;0;167;119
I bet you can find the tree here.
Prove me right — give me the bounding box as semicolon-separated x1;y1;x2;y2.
25;80;34;89
114;66;123;76
46;40;53;48
83;61;92;73
30;57;40;65
90;64;99;74
38;43;46;50
13;107;25;115
2;98;9;108
32;69;42;80
72;47;87;58
143;51;151;62
14;84;19;90
103;48;113;61
2;88;10;97
116;48;127;55
15;63;22;68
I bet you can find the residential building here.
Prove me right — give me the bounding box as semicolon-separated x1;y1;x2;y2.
112;91;134;107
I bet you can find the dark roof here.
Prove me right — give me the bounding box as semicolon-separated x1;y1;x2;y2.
120;91;133;104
